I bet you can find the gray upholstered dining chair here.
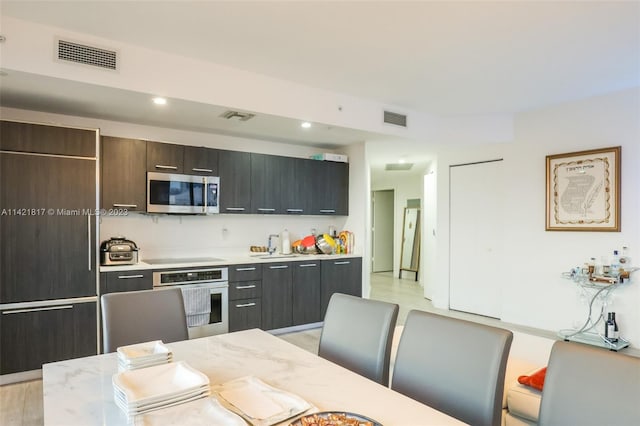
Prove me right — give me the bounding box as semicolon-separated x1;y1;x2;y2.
538;340;640;426
101;288;189;353
318;293;399;385
391;310;513;426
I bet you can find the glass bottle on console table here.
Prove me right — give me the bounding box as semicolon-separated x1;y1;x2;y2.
605;312;619;343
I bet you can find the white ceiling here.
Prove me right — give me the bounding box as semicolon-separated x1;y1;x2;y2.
1;0;639;172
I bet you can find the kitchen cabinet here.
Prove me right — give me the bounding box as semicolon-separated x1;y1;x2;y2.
100;271;153;294
219;150;251;214
311;160;349;215
146;141;184;173
0;301;97;375
280;157;314;215
250;153;283;214
0;122;97;303
320;257;362;318
184;146;219;176
261;262;293;330
228;264;262;332
292;260;322;325
101;136;147;211
0;120;96;157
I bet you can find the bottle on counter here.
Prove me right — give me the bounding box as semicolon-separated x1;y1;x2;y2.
588;258;596;277
610;250;621;278
619;246;631;268
605;312;619;343
281;229;291;254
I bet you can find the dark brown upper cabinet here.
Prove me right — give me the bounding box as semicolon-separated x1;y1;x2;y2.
184;146;219;176
146;141;184;173
101;136;147;211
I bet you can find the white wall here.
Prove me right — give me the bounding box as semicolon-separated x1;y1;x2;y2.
1;107;360;258
431;88;640;348
371;171;424;278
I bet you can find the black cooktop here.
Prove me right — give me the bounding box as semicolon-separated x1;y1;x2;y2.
144;257;224;265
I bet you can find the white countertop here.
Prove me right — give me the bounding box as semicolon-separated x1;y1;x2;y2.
100;253;361;272
42;329;464;426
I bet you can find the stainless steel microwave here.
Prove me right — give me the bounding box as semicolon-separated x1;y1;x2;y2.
147;172;220;214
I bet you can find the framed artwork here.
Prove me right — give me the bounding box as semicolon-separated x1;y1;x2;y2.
546;146;621;231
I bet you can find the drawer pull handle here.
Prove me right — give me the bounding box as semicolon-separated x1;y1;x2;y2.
269;265;288;269
235;267;256;271
286;209;303;213
191;168;213;173
235;303;256;308
113;204;138;208
225;207;245;211
257;208;276;212
118;274;145;279
334;261;351;265
298;263;317;268
319;209;336;214
3;305;73;315
155;165;178;170
235;284;256;289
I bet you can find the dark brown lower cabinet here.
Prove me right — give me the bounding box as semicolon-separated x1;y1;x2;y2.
100;271;153;294
0;301;97;375
292;261;321;325
229;298;262;332
261;263;292;330
320;257;363;318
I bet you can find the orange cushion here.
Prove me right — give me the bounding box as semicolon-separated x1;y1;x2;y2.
518;367;547;391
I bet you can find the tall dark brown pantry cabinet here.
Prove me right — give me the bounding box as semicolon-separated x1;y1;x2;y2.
0;120;98;376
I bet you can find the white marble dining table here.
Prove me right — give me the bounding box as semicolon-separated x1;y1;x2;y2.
42;328;465;425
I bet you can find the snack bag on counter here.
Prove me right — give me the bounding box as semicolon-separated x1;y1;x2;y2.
338;231;354;254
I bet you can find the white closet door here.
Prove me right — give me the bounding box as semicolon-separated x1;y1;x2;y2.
449;160;504;318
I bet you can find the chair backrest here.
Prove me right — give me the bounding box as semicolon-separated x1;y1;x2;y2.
319;293;399;385
538;340;640;426
101;288;189;353
391;310;513;426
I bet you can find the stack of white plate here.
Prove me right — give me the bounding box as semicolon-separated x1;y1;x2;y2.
117;340;172;371
113;361;210;417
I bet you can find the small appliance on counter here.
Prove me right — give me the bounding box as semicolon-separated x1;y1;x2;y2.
100;237;139;266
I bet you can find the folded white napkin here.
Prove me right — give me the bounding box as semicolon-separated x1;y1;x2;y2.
219;386;283;420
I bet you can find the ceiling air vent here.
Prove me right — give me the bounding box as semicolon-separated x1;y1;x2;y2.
385;163;414;171
57;39;117;70
220;110;256;121
383;110;407;127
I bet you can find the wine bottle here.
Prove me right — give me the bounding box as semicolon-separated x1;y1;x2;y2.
605;312;619;343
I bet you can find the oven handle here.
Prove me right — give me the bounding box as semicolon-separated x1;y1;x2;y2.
154;282;228;290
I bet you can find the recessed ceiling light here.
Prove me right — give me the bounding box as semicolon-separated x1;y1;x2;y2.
301;122;312;129
152;97;167;105
398;159;406;164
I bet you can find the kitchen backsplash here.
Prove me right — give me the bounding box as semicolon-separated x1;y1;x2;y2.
100;214;349;259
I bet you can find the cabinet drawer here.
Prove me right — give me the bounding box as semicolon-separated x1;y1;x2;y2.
101;270;153;294
0;301;97;374
229;298;262;332
228;264;262;282
229;280;262;300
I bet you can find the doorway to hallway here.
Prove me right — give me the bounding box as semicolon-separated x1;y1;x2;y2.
371;189;394;272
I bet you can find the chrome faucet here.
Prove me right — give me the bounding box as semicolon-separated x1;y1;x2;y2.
267;234;279;255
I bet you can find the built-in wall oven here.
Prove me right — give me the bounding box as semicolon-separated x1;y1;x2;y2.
153;267;228;338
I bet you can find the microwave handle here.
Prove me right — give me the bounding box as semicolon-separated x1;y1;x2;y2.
202;176;208;213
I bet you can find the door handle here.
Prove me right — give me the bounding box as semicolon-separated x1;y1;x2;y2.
87;214;92;271
334;261;351;265
118;274;145;279
112;204;137;208
191;168;213;173
298;263;318;268
319;209;336;214
225;207;245;211
235;267;256;271
155;165;178;170
257;208;276;212
235;303;256;308
269;265;288;269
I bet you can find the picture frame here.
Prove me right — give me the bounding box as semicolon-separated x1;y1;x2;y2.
546;146;621;231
